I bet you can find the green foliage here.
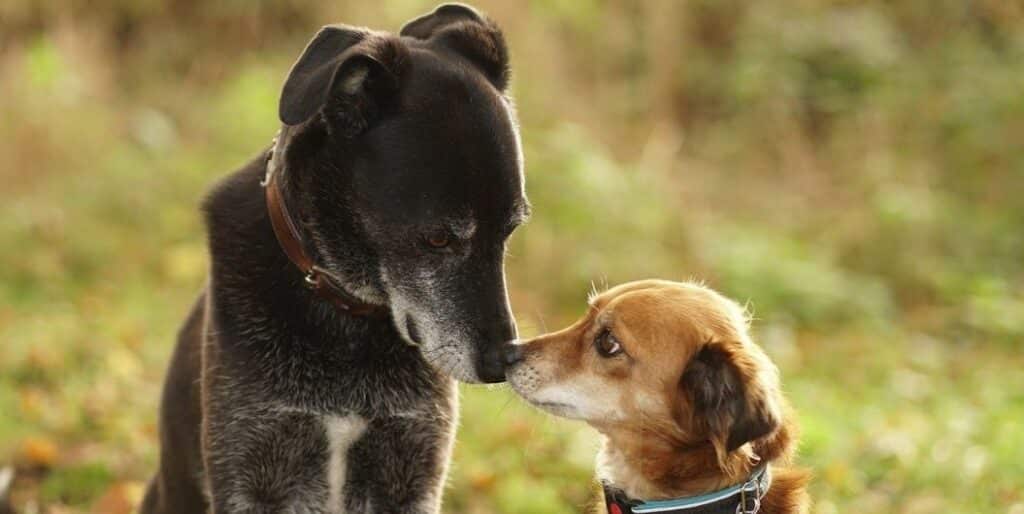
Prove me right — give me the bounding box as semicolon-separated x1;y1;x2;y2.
700;225;894;327
1;1;1022;513
40;463;114;506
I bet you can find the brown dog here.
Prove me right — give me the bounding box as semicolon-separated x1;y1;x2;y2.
507;280;809;514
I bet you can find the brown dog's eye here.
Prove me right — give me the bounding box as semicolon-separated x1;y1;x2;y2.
424;230;451;249
595;330;623;358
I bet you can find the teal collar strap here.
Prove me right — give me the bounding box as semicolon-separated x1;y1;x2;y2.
602;465;771;514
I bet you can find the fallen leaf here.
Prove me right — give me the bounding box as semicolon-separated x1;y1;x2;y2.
18;389;46;419
469;470;497;491
91;481;144;514
20;437;58;468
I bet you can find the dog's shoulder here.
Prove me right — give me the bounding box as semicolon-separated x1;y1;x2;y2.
201;150;269;233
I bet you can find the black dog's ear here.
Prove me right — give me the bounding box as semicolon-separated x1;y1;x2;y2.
681;343;781;464
279;26;402;130
400;3;510;90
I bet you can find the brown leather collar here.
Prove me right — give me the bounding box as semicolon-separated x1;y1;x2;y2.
261;141;386;318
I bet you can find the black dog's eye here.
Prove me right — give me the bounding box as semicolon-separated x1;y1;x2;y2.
595;329;623;358
424;230;451;249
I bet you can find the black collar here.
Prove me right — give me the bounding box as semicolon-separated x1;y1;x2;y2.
603;465;771;514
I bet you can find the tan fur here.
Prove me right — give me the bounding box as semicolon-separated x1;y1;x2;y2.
508;280;810;514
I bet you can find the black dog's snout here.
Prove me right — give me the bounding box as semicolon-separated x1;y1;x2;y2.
503;344;524;367
477;344;507;384
477;340;522;384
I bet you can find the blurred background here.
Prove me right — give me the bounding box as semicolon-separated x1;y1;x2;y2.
1;1;1022;513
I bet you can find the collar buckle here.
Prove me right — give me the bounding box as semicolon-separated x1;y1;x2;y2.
735;471;763;514
735;492;760;514
303;269;319;289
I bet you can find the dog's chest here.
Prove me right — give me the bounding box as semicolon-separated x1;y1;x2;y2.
323;414;369;513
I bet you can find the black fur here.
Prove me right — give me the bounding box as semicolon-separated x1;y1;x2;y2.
142;4;526;513
400;3;510;90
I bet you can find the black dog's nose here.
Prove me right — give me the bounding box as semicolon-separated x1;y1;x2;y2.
503;344;524;367
476;342;523;383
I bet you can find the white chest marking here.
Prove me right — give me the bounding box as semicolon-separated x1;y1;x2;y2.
324;414;368;514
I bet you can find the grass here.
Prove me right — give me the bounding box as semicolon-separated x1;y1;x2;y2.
2;1;1023;513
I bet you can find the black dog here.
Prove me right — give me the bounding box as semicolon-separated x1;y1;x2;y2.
141;4;528;513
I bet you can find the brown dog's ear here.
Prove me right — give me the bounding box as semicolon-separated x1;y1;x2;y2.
681;343;781;463
279;26;403;131
400;3;510;91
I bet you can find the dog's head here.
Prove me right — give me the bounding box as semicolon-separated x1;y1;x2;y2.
507;280;783;465
273;4;527;383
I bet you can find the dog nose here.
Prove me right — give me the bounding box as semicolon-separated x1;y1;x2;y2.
476;341;522;383
503;343;524;367
477;344;508;383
